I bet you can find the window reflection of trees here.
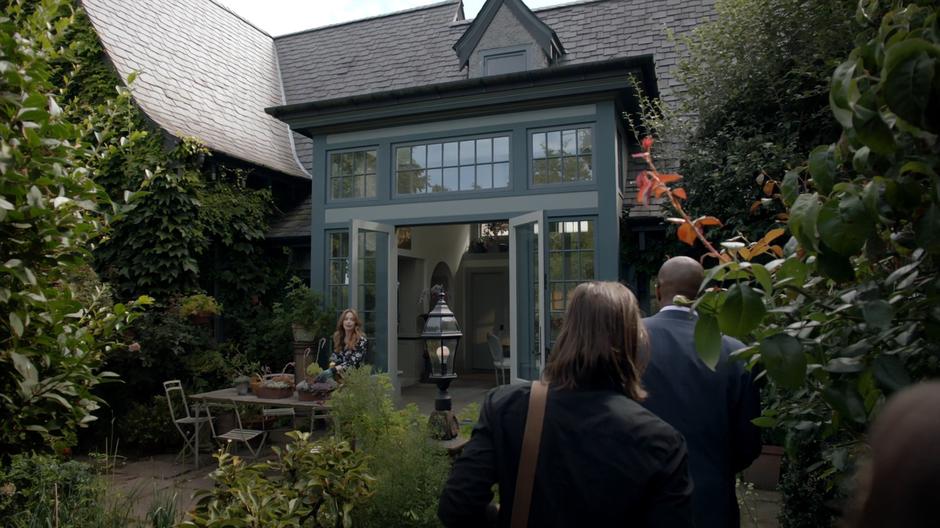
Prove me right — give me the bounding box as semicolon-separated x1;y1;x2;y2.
532;127;593;184
330;150;377;199
396;136;510;195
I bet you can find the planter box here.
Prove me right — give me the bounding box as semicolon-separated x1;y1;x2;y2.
253;386;294;399
743;445;784;490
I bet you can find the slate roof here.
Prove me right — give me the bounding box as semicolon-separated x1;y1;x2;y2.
82;0;308;179
275;0;714;107
267;196;312;239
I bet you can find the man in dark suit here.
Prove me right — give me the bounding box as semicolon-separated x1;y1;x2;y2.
641;256;762;528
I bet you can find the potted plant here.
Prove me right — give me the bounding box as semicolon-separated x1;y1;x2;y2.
296;378;337;402
180;293;221;325
274;278;334;343
254;374;295;399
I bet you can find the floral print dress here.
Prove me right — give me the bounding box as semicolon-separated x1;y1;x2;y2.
330;336;367;370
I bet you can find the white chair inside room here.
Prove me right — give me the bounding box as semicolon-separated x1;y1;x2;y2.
487;332;511;386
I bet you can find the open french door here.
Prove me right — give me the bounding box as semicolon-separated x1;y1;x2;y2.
349;220;398;392
509;211;546;382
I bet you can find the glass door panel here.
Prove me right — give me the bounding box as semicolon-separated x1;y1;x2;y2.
350;220;398;390
509;211;545;382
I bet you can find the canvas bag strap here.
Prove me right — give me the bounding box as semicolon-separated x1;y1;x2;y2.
511;380;549;528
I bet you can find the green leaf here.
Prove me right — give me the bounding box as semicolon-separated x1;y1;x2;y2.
823;384;867;424
852;91;896;155
817;196;872;256
694;314;722;371
717;283;766;338
760;333;805;389
916;203;940;254
750;264;772;295
829;59;858;129
751;416;777;428
781;170;800;207
789;194;821;252
862;300;894;330
816;243;855;282
873;356;911;393
882;38;940;132
808;146;836;195
9;312;23;337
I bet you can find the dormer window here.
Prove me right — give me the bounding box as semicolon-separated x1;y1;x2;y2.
483;49;527;76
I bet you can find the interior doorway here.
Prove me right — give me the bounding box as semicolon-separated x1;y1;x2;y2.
395;221;509;387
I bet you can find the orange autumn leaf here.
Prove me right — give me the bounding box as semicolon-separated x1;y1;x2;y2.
749;201;762;215
739;247;752;261
653;184;668;199
658;173;683;184
672;188;688;200
763;180;776;196
775;213;790;221
771;245;784;257
635;171;652;204
677;222;697;246
693;216;723;227
759;228;787;246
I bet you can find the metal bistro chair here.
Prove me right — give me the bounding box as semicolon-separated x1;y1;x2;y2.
205;400;267;458
163;380;214;467
487;332;511;386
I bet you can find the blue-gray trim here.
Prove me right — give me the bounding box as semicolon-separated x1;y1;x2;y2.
594;100;619;281
453;0;563;69
310;135;328;294
321;206;599;231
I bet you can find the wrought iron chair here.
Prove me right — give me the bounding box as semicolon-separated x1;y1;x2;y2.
163;380;213;467
205;400;267;458
487;332;511;385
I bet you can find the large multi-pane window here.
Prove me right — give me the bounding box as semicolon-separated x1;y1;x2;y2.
532;127;593;184
329;149;377;200
395;135;510;195
547;220;595;346
327;231;350;313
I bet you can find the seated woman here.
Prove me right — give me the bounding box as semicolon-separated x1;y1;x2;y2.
438;281;693;527
322;309;367;379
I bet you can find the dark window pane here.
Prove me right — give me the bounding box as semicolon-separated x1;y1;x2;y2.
411;145;426;170
427;143;442;168
476;138;492;163
533;159;547;184
331;177;343;199
443;142;459;166
355;151;366;174
355;175;366;197
580;221;594;249
493;163;510;188
396;147;411;170
459;140;475;165
578;128;592;154
547;131;561;156
493;137;509;162
366;150;377;174
443;167;458;191
331;154;342;177
365;174;376;197
580;252;595;279
427;168;443;192
551;283;565;311
459;165;475;190
397;171;414;194
547;158;562;184
562;130;576;155
532;133;546;159
578;155;593;181
563;156;579;182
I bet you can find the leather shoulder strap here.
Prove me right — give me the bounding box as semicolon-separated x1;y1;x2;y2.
511;380;548;528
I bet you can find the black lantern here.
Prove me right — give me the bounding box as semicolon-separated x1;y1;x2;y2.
421;290;461;440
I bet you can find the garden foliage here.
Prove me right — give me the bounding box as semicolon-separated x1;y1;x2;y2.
637;0;940;518
0;0;150;456
331;367;452;527
183;432;374;528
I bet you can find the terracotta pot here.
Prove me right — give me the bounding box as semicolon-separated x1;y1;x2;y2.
297;390;333;402
743;445;784;490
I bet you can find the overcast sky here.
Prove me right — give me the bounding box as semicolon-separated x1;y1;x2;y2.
218;0;566;36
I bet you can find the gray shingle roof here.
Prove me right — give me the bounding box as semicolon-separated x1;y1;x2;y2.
82;0;308;179
268;196;312;239
275;0;714;107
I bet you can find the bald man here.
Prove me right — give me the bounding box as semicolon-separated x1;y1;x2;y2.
641;256;761;528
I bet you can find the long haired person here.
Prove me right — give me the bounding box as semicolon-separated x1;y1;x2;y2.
439;281;693;527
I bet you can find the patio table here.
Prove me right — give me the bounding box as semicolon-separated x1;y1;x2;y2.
190;387;332;436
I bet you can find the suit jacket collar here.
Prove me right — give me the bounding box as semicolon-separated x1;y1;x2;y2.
650;309;698;321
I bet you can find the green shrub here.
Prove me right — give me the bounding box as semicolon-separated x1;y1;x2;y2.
0;454;135;528
116;395;178;453
182;432;374;528
179;294;221;318
330;367;451;527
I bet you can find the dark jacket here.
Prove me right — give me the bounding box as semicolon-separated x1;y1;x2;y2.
641;309;762;528
438;382;694;527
